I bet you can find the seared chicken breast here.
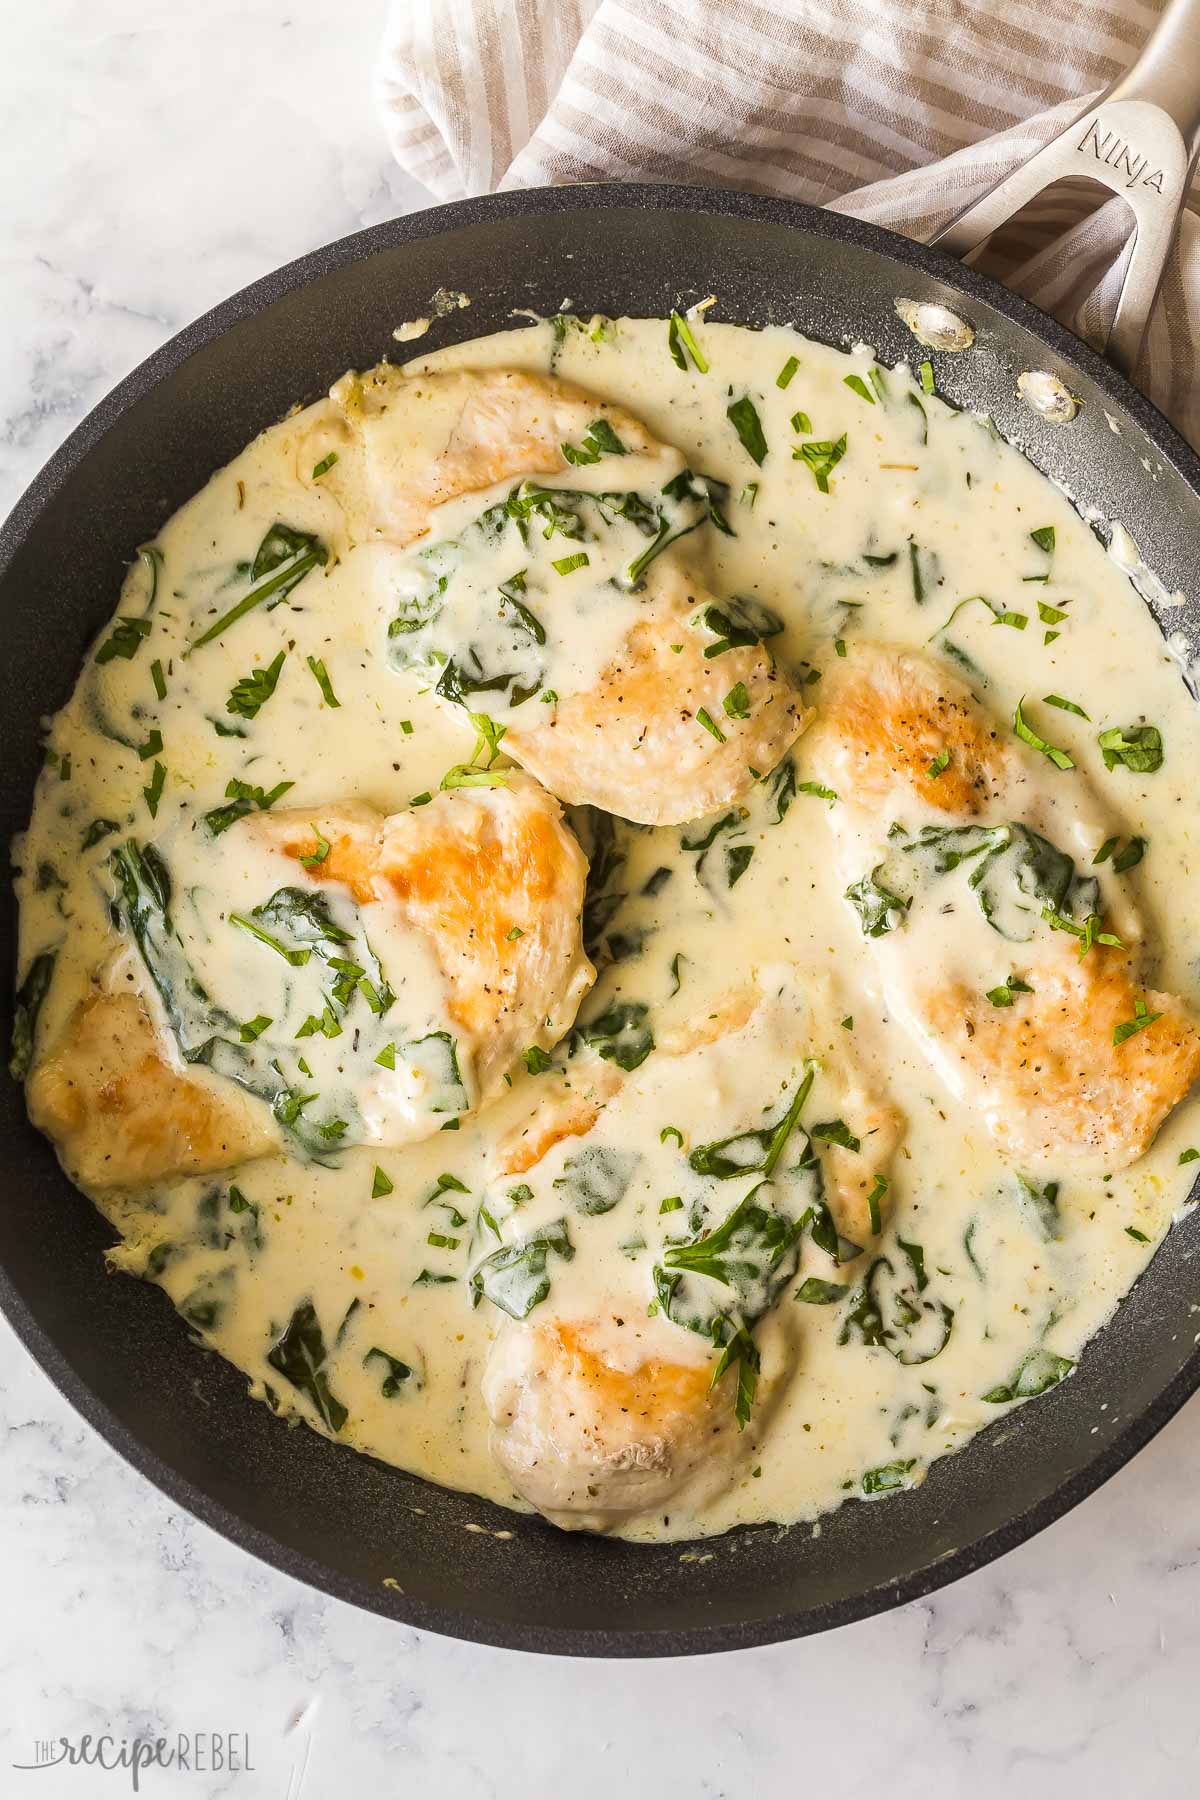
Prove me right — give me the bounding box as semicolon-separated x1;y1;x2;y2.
27;988;278;1190
241;773;595;1120
307;364;810;824
806;641;1200;1172
478;976;902;1529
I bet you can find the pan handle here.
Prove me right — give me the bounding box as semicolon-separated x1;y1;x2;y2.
931;0;1200;378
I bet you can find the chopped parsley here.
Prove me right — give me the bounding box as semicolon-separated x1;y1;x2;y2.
228;650;286;719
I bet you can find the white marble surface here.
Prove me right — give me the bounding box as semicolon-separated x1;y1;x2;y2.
4;4;1200;1795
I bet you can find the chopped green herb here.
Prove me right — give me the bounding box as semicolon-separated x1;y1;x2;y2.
312;451;339;479
794;433;847;493
1014;697;1074;770
844;374;876;404
776;356;800;389
919;361;935;394
239;1014;273;1042
668;310;710;373
137;728;163;762
865;1172;887;1235
723;681;750;719
551;551;589;576
660;1195;684;1214
375;1042;396;1069
143;761;166;818
96;616;152;665
661;1125;684;1148
151;659;167;700
205;776;294;837
696;706;726;743
790;410;812;433
1043;693;1089;719
1180;1148;1200;1165
927;748;951;779
560;417;629;464
372;1166;394;1198
727;395;768;465
1125;1226;1150;1243
300;825;331;869
227;650;286;719
1098;723;1163;773
1029;526;1056;553
985;973;1033;1007
306;655;340;707
1113;996;1163;1045
522;1045;553;1075
798;780;837;804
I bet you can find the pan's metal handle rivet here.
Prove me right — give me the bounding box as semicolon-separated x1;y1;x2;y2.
931;0;1200;380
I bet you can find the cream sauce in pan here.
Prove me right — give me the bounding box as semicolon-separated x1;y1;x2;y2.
14;313;1200;1541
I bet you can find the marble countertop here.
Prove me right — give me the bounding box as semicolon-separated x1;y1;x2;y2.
3;5;1200;1796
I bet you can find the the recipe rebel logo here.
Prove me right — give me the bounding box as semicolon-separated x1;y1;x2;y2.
11;1733;255;1791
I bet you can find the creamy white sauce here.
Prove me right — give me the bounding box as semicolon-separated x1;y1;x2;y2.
15;314;1200;1543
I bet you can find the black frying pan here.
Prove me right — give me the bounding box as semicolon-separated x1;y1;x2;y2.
3;182;1199;1658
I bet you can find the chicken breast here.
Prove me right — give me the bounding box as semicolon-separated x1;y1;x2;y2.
306;365;667;549
309;363;810;824
477;975;902;1529
482;1312;738;1533
806;641;1200;1171
244;772;595;1111
503;557;809;825
27;988;278;1191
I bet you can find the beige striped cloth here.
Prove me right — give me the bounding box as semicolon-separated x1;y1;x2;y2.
374;0;1200;445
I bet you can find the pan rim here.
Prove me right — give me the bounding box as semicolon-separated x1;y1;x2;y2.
3;179;1199;1657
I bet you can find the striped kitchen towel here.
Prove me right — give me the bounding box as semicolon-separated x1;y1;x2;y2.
374;0;1200;445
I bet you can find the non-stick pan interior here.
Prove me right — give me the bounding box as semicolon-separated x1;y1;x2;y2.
2;185;1198;1655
